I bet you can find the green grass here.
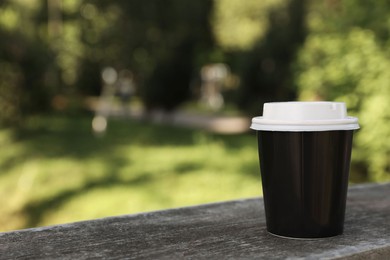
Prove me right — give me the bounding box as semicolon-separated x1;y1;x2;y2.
0;114;261;232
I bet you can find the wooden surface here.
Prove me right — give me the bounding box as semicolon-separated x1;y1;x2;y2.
0;183;389;259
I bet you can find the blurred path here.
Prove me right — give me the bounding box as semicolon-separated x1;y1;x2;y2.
170;111;250;134
86;97;251;134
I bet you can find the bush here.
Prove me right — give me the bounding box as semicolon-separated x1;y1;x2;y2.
295;28;390;182
0;30;55;125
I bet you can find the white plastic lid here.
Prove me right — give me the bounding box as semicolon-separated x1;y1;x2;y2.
250;101;359;132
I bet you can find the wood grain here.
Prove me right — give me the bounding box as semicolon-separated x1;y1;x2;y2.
0;183;389;259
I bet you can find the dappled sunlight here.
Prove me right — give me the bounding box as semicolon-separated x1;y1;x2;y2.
0;116;260;231
213;0;285;50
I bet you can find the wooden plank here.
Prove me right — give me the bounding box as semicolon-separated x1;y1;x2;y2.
0;183;389;259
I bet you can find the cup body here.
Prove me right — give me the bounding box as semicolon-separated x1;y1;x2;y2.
257;130;354;238
251;102;359;239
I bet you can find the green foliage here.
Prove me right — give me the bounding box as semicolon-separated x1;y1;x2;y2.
237;0;306;114
295;1;390;181
0;0;215;117
0;115;260;231
0;1;57;125
0;29;55;124
80;0;214;110
212;0;284;50
0;46;22;124
307;0;390;43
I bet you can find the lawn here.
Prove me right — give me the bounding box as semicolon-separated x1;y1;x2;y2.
0;114;261;232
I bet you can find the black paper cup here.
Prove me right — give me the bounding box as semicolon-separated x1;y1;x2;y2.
251;102;359;239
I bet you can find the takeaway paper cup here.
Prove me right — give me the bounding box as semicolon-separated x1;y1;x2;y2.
251;102;359;238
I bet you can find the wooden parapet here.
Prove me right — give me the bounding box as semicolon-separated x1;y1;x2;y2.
0;183;389;259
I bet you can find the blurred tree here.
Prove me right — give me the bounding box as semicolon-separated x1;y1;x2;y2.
144;39;195;111
1;0;215;118
237;0;306;114
0;1;55;125
294;0;390;182
80;0;214;111
212;0;285;51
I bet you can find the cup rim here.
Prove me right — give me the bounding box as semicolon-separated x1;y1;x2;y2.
250;101;360;131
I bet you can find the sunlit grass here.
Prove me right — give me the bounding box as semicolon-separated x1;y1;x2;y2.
0;114;261;232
